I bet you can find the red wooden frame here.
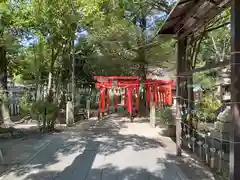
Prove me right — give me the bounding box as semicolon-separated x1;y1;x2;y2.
93;76;140;121
93;76;175;121
145;79;175;106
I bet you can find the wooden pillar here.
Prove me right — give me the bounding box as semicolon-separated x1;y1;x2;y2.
147;85;151;107
169;84;173;105
135;86;139;115
162;88;166;106
159;91;163;107
127;87;133;122
154;84;158;106
187;77;194;110
156;86;159;107
106;88;110;114
230;1;240;179
124;88;127;109
176;37;187;156
98;88;102;119
101;87;106;117
114;89;118;112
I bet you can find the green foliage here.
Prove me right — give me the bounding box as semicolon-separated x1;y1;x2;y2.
1;0;231;126
19;92;33;116
6;0;176;87
19;92;58;129
197;93;221;122
157;107;174;125
194;71;216;91
0;1;10;33
31;101;57;116
31;100;58;129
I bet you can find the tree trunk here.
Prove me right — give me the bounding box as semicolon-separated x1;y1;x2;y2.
33;47;41;102
44;47;59;130
0;46;13;125
47;71;53;102
138;63;148;117
71;39;75;123
138;14;148;117
47;46;59;102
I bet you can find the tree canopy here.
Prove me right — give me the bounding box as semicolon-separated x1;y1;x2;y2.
0;0;231;127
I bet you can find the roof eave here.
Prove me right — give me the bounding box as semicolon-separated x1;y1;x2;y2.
157;0;182;35
158;0;231;37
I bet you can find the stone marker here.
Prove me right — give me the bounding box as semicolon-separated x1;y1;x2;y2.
86;99;91;119
150;99;156;127
66;101;74;125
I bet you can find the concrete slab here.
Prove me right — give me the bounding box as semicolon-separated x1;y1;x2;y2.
0;114;207;180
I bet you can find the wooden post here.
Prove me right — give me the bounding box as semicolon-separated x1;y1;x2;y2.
230;1;240;179
114;89;118;112
71;39;75;123
106;88;110;114
135;86;139;116
124;88;127;109
146;85;151;107
176;38;187;156
98;89;101;120
159;91;163;107
187;60;194;146
169;84;173;105
101;88;105;117
163;88;166;106
98;87;105;119
127;87;133;122
156;86;159;107
154;84;158;106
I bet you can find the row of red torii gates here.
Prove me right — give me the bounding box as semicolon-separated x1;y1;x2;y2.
93;76;175;121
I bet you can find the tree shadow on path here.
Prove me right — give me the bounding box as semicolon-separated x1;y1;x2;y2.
1;114;184;180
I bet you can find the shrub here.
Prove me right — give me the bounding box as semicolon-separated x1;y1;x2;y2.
31;100;58;130
19;93;58;131
19;93;33;116
157;107;174;125
196;93;221;122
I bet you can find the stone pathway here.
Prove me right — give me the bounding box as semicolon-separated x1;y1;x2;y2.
0;133;49;175
0;114;221;180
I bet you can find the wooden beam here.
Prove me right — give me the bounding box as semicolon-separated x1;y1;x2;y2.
178;59;230;76
177;0;231;39
229;1;240;179
175;0;206;35
176;37;187;156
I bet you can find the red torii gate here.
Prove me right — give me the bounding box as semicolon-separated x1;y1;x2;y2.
93;76;175;121
145;79;175;107
93;76;140;121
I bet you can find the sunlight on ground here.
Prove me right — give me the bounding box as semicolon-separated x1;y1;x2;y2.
0;114;215;180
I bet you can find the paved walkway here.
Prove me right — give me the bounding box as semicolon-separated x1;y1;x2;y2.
0;114;219;180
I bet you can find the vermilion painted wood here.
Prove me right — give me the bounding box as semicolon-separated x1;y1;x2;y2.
94;76;175;116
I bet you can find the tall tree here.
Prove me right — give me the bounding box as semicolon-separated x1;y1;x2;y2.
0;1;14;125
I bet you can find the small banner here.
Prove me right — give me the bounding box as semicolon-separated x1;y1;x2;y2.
112;80;118;88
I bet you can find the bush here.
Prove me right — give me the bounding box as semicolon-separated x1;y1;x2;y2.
19;93;58;131
196;93;221;122
31;100;58;129
157;107;174;125
19;93;33;116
